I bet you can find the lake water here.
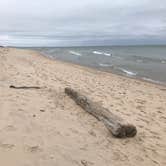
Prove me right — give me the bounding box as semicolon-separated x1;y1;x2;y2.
31;45;166;85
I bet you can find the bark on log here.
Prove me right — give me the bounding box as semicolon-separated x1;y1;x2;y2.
65;87;137;138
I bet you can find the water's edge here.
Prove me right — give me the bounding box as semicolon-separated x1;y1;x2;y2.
38;50;166;87
22;46;166;87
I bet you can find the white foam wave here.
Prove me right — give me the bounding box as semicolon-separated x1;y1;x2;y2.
142;77;164;84
103;53;111;56
93;51;112;56
93;51;103;55
119;68;137;76
69;51;82;56
99;63;112;67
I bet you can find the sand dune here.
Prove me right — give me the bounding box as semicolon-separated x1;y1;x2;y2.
0;47;166;166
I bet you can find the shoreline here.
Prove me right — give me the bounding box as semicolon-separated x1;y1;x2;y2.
23;46;166;87
29;48;166;88
0;47;166;166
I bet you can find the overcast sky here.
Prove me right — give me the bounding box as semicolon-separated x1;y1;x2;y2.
0;0;166;46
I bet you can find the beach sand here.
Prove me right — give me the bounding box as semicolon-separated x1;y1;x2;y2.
0;47;166;166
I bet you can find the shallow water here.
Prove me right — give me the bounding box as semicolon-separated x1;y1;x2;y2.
29;45;166;85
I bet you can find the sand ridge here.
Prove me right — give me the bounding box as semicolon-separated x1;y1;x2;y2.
0;47;166;166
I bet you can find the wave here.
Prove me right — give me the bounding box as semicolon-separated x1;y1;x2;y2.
99;63;113;67
103;53;111;56
161;60;166;64
93;51;103;55
118;68;137;76
93;51;112;56
69;51;82;56
142;77;164;85
131;55;166;64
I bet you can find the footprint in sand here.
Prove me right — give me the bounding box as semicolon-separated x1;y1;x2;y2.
0;143;15;149
25;145;41;153
136;105;145;111
156;107;164;112
40;109;45;112
4;125;17;132
135;99;146;104
81;160;94;166
88;130;97;137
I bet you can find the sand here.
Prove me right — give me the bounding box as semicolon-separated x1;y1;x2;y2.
0;47;166;166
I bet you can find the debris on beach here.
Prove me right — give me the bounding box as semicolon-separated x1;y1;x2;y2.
65;87;137;138
9;85;41;89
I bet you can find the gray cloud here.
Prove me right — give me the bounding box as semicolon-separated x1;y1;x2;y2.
0;0;166;46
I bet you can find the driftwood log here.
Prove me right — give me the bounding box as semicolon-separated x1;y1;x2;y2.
65;87;137;138
9;85;41;89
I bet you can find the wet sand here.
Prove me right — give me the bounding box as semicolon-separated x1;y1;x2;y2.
0;47;166;166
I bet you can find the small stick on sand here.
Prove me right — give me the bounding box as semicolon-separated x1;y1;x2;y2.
9;85;41;89
65;87;137;138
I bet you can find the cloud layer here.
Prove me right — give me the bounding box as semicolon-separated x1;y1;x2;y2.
0;0;166;46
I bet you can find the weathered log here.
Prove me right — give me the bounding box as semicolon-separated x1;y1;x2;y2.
9;85;41;89
65;87;137;138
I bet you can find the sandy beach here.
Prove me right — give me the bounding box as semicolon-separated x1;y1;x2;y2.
0;47;166;166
